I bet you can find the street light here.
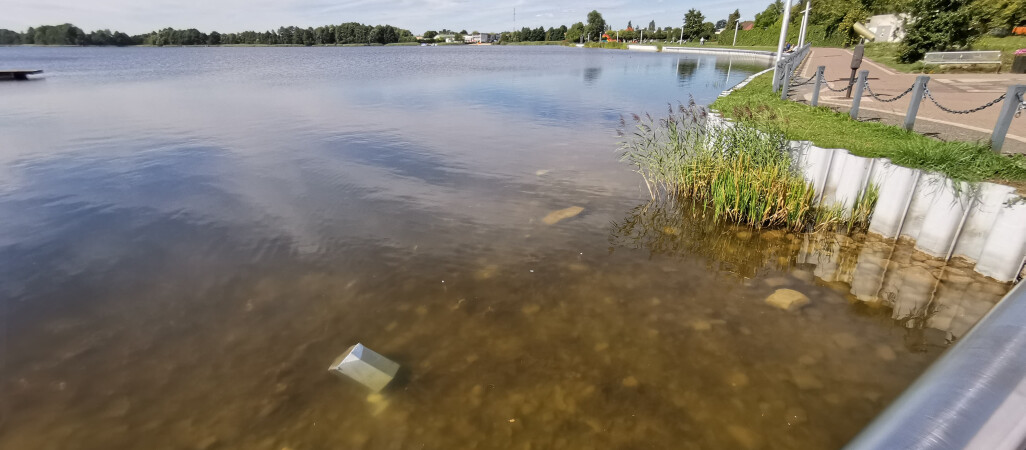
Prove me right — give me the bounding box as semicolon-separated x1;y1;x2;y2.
680;18;685;43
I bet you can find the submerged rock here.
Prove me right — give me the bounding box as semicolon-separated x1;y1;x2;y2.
765;289;810;311
727;425;763;449
831;333;858;350
875;344;897;361
542;206;585;225
789;367;823;390
622;376;639;387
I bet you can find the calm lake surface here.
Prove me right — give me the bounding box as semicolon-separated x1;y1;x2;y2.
0;46;1012;449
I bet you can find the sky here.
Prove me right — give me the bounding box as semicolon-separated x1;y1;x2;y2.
0;0;769;35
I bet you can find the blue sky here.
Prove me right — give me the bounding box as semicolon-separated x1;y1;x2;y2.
0;0;769;35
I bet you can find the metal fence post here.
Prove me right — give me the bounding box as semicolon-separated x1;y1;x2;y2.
849;70;868;120
772;61;781;92
812;66;825;107
781;61;793;100
990;85;1026;152
904;75;930;131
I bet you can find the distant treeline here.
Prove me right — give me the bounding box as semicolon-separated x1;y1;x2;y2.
0;22;416;46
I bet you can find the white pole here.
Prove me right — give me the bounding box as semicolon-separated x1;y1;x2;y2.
774;0;794;65
733;20;740;46
680;18;685;43
798;1;811;47
640;30;643;42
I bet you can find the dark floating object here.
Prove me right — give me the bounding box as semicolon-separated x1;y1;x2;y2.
1;70;43;80
328;343;399;392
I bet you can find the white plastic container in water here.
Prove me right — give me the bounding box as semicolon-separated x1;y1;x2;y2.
328;343;400;392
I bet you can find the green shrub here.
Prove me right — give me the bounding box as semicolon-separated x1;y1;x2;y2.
731;24;844;48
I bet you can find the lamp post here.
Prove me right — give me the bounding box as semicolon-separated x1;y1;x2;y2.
798;1;811;47
773;0;794;82
680;18;685;43
732;20;740;46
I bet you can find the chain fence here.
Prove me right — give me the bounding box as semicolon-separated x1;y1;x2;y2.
789;74;817;88
779;63;1024;150
818;73;850;92
924;88;1006;115
864;80;916;103
801;72;1014;117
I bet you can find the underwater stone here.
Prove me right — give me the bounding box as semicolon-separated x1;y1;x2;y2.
542;206;584;225
765;289;810;311
328;343;400;392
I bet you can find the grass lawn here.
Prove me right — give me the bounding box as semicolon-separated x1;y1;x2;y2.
710;73;1026;188
864;36;1026;73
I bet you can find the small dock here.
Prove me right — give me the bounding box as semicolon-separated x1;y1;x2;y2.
1;70;43;80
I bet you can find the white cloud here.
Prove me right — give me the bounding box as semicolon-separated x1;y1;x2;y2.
0;0;772;35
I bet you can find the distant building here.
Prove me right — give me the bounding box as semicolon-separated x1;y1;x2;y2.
866;14;907;42
464;33;497;43
740;21;755;31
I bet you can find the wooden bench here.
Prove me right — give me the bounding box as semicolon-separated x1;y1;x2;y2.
923;51;1002;72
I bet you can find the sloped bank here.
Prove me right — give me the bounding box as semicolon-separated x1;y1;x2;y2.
712;70;1026;283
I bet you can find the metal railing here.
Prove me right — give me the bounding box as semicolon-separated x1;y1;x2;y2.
772;43;812;95
780;65;1026;152
845;281;1026;450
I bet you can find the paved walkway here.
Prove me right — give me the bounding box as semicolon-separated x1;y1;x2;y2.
790;47;1026;154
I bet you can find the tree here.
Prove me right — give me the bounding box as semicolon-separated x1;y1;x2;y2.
754;0;784;29
974;0;1026;30
460;29;468;34
683;8;706;40
649;20;656;31
547;26;567;41
701;22;717;40
725;9;741;31
898;0;978;62
423;30;437;39
627;20;633;30
716;19;727;29
208;31;221;45
837;6;870;46
586;10;606;41
566;22;585;41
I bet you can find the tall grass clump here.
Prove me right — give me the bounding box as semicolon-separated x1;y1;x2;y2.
619;101;876;232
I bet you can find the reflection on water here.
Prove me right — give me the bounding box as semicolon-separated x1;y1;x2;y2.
614;198;1010;342
0;46;1010;449
677;59;699;80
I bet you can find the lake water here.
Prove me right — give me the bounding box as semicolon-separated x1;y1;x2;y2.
0;46;1012;449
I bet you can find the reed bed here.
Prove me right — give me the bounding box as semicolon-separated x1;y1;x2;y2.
619;101;877;233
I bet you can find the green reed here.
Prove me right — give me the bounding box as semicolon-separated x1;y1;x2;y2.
618;102;877;232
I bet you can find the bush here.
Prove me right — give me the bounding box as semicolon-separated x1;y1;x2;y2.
898;0;978;62
731;24;845;47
